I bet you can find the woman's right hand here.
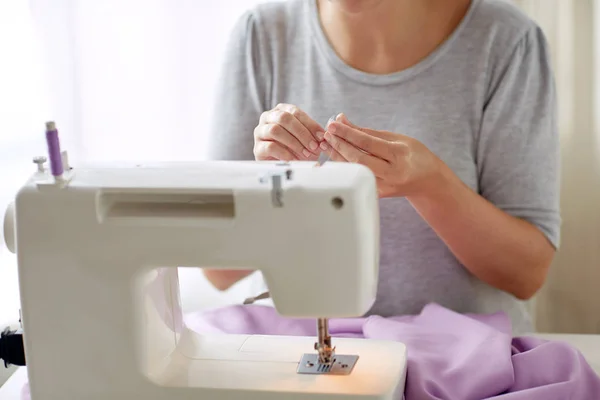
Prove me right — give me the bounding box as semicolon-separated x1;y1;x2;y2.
254;103;325;161
205;105;324;291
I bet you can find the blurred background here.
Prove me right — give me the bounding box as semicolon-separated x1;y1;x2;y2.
0;0;599;385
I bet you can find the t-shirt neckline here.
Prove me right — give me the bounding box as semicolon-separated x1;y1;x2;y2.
308;0;482;86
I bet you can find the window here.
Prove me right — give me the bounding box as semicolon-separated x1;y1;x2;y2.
0;0;271;326
0;0;49;327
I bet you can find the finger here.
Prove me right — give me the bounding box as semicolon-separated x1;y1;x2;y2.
277;103;326;141
304;151;320;162
255;123;312;159
328;121;393;161
259;107;318;157
320;139;361;162
271;104;321;153
266;110;319;155
254;140;298;161
320;143;346;162
324;131;389;174
337;113;399;142
328;148;347;162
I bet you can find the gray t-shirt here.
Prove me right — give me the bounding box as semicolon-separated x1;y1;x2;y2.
207;0;561;334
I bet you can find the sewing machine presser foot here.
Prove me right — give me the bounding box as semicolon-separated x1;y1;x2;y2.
296;317;359;375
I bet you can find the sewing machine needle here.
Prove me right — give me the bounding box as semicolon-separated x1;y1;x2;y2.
316;151;330;166
315;115;337;167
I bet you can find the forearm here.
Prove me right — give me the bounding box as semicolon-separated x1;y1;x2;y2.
202;269;254;291
407;162;556;300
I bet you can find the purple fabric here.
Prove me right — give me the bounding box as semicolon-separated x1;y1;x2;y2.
20;303;600;399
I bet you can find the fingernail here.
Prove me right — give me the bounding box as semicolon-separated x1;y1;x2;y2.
309;140;318;151
315;131;325;141
302;149;311;158
328;124;337;133
320;142;329;151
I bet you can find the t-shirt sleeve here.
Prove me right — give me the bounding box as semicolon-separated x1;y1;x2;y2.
476;25;561;248
206;10;271;161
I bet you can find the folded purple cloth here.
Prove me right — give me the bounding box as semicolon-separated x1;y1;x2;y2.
20;303;600;399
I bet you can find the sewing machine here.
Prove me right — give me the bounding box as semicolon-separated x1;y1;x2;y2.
1;122;407;399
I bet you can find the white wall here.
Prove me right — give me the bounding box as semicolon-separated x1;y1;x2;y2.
515;0;600;334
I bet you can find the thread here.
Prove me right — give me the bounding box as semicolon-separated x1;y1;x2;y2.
45;121;64;177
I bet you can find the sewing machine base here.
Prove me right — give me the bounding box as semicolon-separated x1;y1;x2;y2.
138;333;408;400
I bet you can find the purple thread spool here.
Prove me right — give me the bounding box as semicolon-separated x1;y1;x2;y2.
45;121;64;177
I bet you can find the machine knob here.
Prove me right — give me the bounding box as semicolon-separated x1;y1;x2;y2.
33;156;47;173
2;202;16;254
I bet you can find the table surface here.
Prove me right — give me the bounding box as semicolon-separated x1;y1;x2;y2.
1;334;599;399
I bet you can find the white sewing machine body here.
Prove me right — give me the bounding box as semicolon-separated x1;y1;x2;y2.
5;159;407;399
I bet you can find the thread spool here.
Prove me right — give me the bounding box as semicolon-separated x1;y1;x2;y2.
45;121;64;177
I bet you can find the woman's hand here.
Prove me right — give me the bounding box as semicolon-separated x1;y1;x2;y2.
323;114;443;198
324;115;555;300
254;104;325;161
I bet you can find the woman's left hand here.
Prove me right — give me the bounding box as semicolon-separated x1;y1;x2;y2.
322;114;445;198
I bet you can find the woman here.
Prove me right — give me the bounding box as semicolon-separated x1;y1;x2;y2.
204;0;560;335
